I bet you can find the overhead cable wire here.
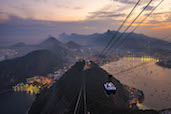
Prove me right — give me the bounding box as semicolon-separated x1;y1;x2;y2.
110;0;164;53
101;0;153;57
98;0;141;58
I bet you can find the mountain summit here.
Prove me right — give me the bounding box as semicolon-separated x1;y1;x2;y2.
38;35;68;55
66;41;81;49
40;35;63;46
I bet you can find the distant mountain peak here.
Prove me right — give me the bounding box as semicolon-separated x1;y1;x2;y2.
10;42;26;48
41;36;61;45
38;36;68;54
59;33;69;38
70;33;78;36
67;40;78;44
47;35;57;41
61;32;67;35
66;41;81;49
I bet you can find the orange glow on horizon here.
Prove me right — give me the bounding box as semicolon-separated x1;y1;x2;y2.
152;25;171;30
124;22;171;27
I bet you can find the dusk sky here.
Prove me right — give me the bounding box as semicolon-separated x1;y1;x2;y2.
0;0;171;45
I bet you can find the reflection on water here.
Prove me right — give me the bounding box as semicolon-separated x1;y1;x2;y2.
0;91;35;114
137;101;149;109
123;56;160;62
102;57;171;110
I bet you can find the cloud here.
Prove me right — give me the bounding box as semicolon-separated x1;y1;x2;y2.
144;12;169;17
0;15;122;45
89;11;114;15
33;0;48;2
111;0;137;4
145;12;171;25
152;25;171;30
73;6;82;10
83;26;95;30
142;5;154;11
88;11;126;19
165;14;171;22
105;14;126;17
55;4;82;10
0;11;9;23
0;13;170;46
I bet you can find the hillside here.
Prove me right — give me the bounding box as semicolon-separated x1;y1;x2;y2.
58;30;171;56
5;36;69;60
58;32;99;45
39;36;66;49
66;41;81;49
28;60;161;114
38;36;68;56
0;50;66;91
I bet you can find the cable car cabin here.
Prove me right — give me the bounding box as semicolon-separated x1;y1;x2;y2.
104;82;116;95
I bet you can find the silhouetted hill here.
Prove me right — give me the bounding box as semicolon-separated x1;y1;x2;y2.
58;30;171;55
59;32;99;45
40;36;64;47
38;36;68;55
10;42;26;48
28;61;161;114
66;41;81;49
0;49;66;91
3;36;69;60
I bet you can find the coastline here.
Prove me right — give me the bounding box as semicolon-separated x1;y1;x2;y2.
101;58;171;110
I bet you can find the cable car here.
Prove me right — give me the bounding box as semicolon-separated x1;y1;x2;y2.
104;81;116;95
